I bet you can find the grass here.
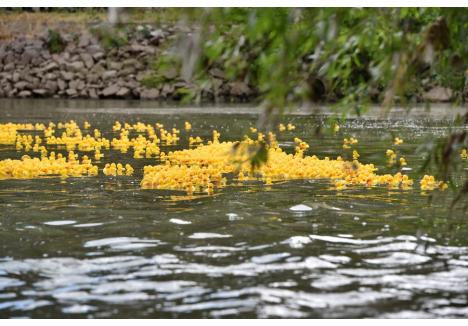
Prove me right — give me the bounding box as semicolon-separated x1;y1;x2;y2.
0;8;201;41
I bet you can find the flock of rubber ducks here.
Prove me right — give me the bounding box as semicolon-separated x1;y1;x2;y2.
1;118;464;196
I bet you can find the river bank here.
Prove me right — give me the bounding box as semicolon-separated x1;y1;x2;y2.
0;12;464;103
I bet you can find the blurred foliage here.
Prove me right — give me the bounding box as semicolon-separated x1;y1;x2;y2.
164;8;467;112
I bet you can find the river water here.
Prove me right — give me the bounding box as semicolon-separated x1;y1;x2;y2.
0;99;467;318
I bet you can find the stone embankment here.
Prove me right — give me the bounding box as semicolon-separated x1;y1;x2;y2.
0;25;254;101
0;26;172;99
0;23;458;103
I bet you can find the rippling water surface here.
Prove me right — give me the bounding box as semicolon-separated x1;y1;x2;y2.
1;100;467;318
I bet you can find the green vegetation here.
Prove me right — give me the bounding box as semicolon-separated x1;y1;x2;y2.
46;29;66;54
161;8;467;111
90;26;128;50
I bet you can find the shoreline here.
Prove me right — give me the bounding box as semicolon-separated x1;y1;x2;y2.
0;98;466;121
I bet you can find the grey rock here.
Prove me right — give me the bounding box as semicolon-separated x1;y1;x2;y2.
68;80;78;90
129;44;155;54
91;62;106;75
88;88;98;99
42;62;59;72
18;90;32;98
45;73;57;80
162;66;178;80
86;45;102;55
101;84;119;97
92;52;105;61
60;71;74;81
14;81;29;90
119;67;137;77
212;78;223;91
423;86;453;102
12;72;20;83
30;77;41;89
87;74;100;83
122;58;142;69
76;80;86;91
78;34;92;48
150;29;165;39
161;84;174;97
32;89;48;96
229;81;251;96
4;62;15;71
116;87;131;97
140;88;160;99
108;61;123;70
103;70;117;80
209;68;225;79
80;53;94;69
66;88;78;96
68;61;85;72
44;80;58;93
20;48;40;65
57;79;67;91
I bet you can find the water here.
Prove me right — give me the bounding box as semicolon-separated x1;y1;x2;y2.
0;99;467;318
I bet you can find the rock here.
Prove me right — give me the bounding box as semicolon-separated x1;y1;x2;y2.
140;88;160;99
32;89;48;96
124;80;139;90
44;80;58;93
14;81;28;90
91;62;106;75
101;85;119;97
29;77;41;89
68;61;85;72
57;79;67;91
76;80;86;91
60;71;74;81
107;61;122;70
80;53;94;69
209;68;225;79
150;29;165;39
66;88;78;96
162;66;178;80
212;78;223;91
4;62;15;71
423;86;453;102
88;88;98;99
229;81;251;97
86;45;102;55
45;73;57;80
18;90;32;98
161;84;174;97
119;67;137;77
92;52;105;61
102;70;117;80
12;72;20;83
78;34;92;48
129;44;155;54
20;48;40;65
86;74;100;83
116;87;130;97
69;80;85;91
122;58;142;70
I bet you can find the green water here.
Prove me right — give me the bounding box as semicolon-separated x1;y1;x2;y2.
0;100;467;318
